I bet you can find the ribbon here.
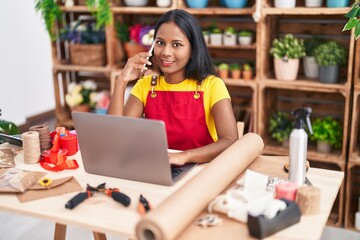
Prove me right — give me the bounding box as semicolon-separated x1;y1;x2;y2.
40;132;79;171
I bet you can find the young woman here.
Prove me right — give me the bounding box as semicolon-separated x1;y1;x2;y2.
107;9;238;165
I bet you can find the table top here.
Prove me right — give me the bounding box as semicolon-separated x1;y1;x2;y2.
0;151;343;240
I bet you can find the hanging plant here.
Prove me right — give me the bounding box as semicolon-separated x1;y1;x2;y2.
85;0;113;29
35;0;63;41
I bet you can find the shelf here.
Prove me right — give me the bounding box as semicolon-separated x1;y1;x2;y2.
53;64;112;73
259;78;350;93
262;7;351;16
112;6;173;14
207;43;256;50
182;7;254;15
223;78;257;89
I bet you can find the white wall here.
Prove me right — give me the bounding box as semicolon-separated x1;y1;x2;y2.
0;1;55;125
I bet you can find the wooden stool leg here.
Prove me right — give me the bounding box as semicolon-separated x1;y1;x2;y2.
93;232;107;240
54;223;67;240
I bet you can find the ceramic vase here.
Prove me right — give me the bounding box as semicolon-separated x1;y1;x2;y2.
186;0;209;8
305;0;323;7
156;0;171;7
274;0;296;8
326;0;349;8
303;56;319;78
274;58;300;81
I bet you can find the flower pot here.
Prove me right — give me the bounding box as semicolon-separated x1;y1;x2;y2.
223;34;237;46
318;65;340;84
203;34;210;45
156;0;172;7
69;43;106;66
317;141;332;153
124;42;147;59
186;0;209;8
326;0;349;8
71;104;90;113
274;0;296;8
242;70;253;80
305;0;323;7
274;58;300;81
238;36;253;46
124;0;149;7
223;0;248;8
231;69;241;79
210;33;223;46
303;56;319;78
218;69;229;79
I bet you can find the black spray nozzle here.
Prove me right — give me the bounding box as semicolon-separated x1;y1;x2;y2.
292;107;313;135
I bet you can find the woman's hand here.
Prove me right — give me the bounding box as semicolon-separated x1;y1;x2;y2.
117;52;153;82
168;151;189;166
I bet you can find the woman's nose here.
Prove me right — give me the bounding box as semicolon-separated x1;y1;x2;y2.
161;45;172;56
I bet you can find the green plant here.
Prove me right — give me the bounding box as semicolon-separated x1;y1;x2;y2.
268;111;293;143
229;63;241;70
115;22;130;42
35;0;63;41
0;109;19;135
211;28;222;34
243;63;252;71
304;37;325;56
343;0;360;40
86;0;113;29
314;41;347;66
269;34;305;59
218;63;229;70
224;26;236;34
238;30;253;37
310;116;342;149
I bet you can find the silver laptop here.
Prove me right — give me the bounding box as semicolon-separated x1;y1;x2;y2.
72;112;196;186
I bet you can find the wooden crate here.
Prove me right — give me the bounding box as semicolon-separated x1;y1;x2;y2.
355;40;360;89
258;14;354;89
349;90;360;163
258;86;350;164
264;0;356;7
344;163;360;230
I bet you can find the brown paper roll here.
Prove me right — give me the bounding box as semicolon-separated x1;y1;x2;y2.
135;133;264;240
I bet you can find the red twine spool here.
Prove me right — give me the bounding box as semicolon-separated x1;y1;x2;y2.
60;134;78;156
275;182;297;201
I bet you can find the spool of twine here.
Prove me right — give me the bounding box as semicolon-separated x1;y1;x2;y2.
29;124;52;151
22;131;41;164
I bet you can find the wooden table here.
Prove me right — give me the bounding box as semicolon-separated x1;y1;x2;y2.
0;152;343;240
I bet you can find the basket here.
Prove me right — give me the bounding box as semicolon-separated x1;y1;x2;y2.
69;43;106;66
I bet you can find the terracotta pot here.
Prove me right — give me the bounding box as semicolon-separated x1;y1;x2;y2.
218;69;229;79
231;70;241;79
71;104;90;112
242;70;253;80
124;42;147;59
317;141;332;154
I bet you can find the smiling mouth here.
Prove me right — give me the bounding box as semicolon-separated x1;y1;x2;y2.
161;60;175;66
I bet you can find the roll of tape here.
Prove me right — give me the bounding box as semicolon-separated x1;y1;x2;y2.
296;186;321;215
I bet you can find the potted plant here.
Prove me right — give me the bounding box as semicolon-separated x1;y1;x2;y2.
60;18;106;66
223;26;237;46
202;29;210;45
343;1;360;40
124;0;149;6
268;111;293;147
186;0;209;8
65;80;98;112
115;23;151;59
223;0;248;8
238;30;253;46
242;63;253;80
35;0;63;41
229;63;241;79
305;0;323;7
269;34;305;81
210;27;223;46
303;37;325;78
310;116;342;153
217;63;229;79
326;0;350;8
274;0;296;8
314;41;347;83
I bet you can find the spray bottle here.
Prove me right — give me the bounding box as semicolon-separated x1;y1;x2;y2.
289;107;313;186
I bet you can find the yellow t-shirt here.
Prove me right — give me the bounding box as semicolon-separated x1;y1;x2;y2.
131;75;230;141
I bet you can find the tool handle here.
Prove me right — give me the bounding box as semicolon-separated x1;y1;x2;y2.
111;191;131;207
65;192;91;209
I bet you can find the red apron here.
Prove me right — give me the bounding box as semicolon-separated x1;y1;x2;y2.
144;87;214;151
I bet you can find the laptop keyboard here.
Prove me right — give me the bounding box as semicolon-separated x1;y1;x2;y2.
171;167;184;179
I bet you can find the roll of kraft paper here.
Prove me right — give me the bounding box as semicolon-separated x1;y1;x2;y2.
136;133;264;240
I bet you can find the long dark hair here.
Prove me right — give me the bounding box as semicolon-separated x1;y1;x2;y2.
153;9;216;82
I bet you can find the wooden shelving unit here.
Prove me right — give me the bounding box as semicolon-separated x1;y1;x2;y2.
49;0;358;228
345;38;360;230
